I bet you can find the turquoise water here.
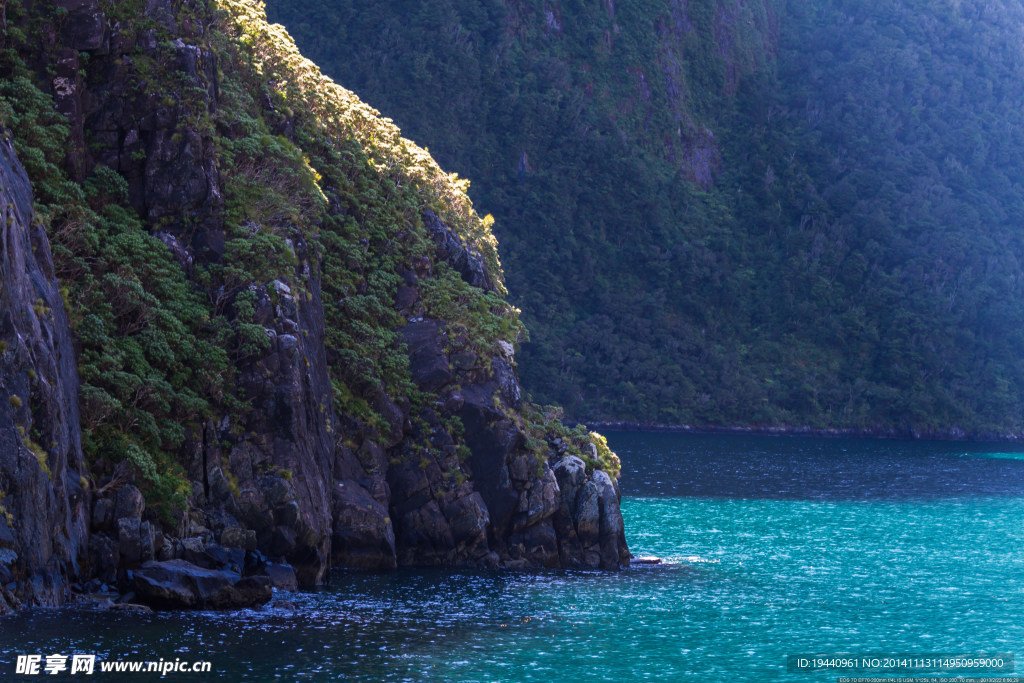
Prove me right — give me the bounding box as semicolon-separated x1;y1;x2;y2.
3;432;1024;680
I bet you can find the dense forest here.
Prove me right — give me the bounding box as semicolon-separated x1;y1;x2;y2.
267;0;1024;436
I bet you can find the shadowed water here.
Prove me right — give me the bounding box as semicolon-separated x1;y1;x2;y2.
2;432;1024;680
620;431;1024;500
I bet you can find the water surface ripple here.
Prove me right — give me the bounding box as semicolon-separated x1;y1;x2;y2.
2;433;1023;680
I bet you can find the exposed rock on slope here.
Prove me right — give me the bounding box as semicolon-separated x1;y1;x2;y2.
0;136;88;614
0;0;628;609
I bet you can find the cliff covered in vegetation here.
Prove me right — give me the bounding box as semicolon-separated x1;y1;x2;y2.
269;0;1024;437
0;0;628;612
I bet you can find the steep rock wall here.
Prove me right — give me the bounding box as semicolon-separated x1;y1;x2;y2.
0;135;88;613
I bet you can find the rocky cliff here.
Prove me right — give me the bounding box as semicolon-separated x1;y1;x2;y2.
0;0;628;612
0;135;89;613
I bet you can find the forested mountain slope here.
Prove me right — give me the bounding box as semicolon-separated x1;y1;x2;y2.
268;0;1024;437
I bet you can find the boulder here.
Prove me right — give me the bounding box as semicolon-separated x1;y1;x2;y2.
229;576;273;608
271;527;297;558
133;559;271;610
395;285;418;310
522;522;559;567
263;562;298;591
523;469;559;527
88;535;119;584
442;492;489;551
183;540;244;573
458;390;521;534
395;500;455;565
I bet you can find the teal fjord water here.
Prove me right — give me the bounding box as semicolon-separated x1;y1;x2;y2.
4;432;1024;680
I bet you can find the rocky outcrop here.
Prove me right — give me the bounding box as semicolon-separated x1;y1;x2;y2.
0;0;630;613
0;136;89;613
423;209;494;292
386;302;629;570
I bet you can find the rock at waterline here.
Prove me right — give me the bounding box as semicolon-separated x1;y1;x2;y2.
263;562;298;591
133;559;271;610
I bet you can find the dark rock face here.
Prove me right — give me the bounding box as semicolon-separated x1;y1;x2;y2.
401;321;453;393
133;559;271;610
331;480;396;570
58;0;107;52
204;267;343;586
0;136;89;613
